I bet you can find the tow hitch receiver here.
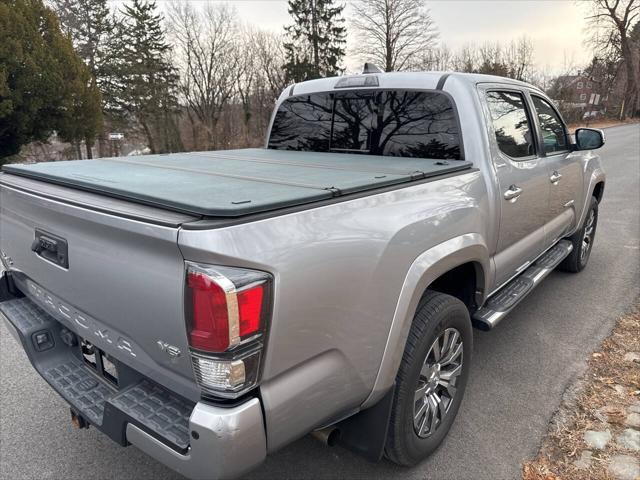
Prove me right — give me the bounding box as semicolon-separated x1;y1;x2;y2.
70;409;89;429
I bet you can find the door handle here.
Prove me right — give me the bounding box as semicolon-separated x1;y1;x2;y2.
550;171;562;183
503;185;523;201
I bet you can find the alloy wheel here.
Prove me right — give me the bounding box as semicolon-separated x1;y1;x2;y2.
581;208;596;262
413;328;463;438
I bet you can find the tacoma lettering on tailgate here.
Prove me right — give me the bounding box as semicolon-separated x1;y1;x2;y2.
27;280;138;358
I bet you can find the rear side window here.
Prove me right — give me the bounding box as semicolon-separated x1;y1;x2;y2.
531;96;568;154
269;90;462;160
380;91;461;159
486;91;535;159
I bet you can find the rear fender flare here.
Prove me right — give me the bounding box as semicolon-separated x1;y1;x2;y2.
577;169;605;229
361;233;489;408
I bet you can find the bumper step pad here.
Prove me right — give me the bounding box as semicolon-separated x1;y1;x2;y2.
0;296;49;331
111;381;191;450
45;360;115;425
0;295;194;451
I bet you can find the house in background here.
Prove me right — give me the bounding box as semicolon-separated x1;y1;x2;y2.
549;73;607;122
554;74;598;106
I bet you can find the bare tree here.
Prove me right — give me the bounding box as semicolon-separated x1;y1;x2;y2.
451;45;478;73
504;37;535;81
587;0;640;117
351;0;438;72
417;36;535;82
235;25;258;144
168;2;241;149
475;42;508;77
234;27;288;144
249;30;288;100
416;44;453;71
528;63;556;91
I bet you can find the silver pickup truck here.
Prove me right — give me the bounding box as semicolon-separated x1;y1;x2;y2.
0;71;605;480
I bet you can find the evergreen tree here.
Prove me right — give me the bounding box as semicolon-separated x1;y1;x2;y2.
52;0;111;77
283;0;346;82
56;66;103;159
114;0;180;153
0;0;102;162
51;0;113;157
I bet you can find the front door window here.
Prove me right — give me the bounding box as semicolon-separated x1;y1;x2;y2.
531;96;569;154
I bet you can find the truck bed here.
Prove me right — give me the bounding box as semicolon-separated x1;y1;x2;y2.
2;148;472;217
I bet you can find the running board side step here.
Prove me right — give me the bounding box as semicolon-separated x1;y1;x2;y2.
473;240;573;330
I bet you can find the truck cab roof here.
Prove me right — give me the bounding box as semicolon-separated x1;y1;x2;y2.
280;71;543;102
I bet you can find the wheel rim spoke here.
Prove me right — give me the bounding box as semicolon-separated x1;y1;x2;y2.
437;393;448;419
427;393;440;434
440;363;462;382
414;398;428;432
418;412;428;435
440;340;463;366
431;336;441;362
441;381;457;398
414;398;428;422
445;331;458;357
440;330;450;358
414;383;428;403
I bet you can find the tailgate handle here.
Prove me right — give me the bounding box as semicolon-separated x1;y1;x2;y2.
31;229;69;269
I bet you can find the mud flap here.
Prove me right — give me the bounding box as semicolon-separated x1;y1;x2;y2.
336;384;395;462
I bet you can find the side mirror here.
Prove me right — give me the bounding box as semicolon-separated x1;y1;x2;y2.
574;128;605;151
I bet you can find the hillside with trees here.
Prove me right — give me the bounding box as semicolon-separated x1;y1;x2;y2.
0;0;637;164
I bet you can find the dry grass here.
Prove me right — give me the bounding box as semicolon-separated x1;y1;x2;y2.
522;304;640;480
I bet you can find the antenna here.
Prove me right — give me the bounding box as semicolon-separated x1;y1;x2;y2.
362;63;384;74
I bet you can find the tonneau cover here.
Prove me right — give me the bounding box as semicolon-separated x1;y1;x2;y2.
2;148;472;217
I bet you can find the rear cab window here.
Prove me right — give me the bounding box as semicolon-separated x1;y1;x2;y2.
268;90;462;160
266;93;333;152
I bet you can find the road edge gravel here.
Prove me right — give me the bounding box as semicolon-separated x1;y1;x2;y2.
522;301;640;480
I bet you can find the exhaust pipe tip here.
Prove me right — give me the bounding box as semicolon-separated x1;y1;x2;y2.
311;427;341;447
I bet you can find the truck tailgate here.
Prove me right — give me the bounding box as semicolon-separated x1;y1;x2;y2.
0;175;200;400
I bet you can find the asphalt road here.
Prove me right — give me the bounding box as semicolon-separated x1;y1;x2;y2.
1;123;639;480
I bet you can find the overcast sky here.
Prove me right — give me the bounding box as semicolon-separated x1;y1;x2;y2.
128;0;595;73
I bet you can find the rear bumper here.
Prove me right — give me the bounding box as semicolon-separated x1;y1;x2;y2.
0;273;266;480
126;399;265;480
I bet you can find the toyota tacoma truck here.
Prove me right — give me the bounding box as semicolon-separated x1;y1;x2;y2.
0;71;606;479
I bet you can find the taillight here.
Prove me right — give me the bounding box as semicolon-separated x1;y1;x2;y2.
237;284;264;336
185;262;272;398
188;272;230;352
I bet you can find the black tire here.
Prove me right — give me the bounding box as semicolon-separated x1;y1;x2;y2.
559;196;599;273
385;291;472;466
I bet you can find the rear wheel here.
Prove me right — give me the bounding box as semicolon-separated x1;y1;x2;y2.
385;291;472;466
559;196;599;273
